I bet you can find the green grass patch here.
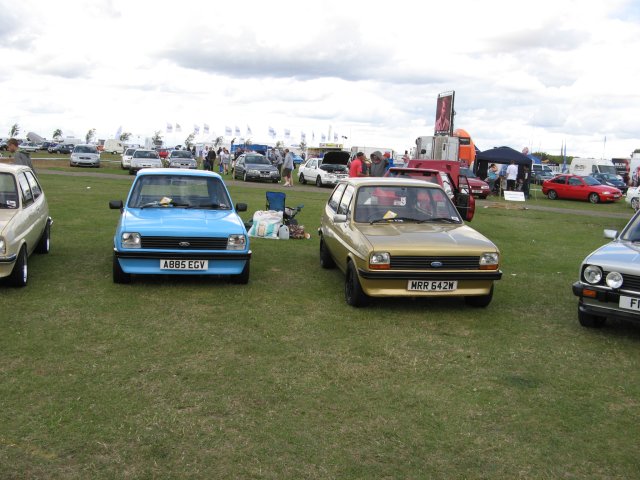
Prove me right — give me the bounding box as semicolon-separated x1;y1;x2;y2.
1;174;639;478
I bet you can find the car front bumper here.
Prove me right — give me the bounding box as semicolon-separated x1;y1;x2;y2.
572;281;640;322
356;269;502;297
114;249;251;275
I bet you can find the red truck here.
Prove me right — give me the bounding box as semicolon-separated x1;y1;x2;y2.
405;159;491;198
384;164;476;221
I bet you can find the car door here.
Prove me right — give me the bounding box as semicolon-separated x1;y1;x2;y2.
567;176;586;200
24;171;47;241
332;185;357;270
16;172;41;255
323;183;347;267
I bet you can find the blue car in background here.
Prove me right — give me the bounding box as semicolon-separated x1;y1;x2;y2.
109;169;251;284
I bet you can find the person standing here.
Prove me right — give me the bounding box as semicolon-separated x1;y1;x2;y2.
369;151;389;177
282;149;294;187
486;163;498;194
522;165;531;198
7;138;34;171
506;160;518;191
205;147;216;171
221;148;230;175
349;152;367;177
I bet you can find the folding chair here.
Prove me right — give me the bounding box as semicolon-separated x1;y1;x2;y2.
266;191;303;226
266;191;286;213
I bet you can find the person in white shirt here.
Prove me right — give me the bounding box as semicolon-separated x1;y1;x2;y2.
506;160;519;191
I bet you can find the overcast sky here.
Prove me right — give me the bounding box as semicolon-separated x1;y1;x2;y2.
1;0;639;158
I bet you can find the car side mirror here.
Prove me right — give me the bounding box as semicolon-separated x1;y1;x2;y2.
109;200;123;210
236;203;247;212
604;229;618;239
333;214;347;223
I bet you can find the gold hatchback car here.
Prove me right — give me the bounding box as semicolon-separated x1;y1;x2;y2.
319;177;501;307
0;164;52;287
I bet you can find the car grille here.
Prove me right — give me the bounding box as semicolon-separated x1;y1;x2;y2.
614;272;640;292
141;236;228;250
390;256;480;270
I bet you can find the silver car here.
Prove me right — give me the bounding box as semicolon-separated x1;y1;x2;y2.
0;164;52;287
573;211;640;327
130;149;163;175
167;149;196;169
70;144;100;168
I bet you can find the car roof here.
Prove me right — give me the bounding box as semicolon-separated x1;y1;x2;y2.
340;177;446;189
0;163;34;174
136;168;222;178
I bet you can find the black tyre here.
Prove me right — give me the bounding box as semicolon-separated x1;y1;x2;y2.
35;221;51;254
578;309;606;328
465;285;493;307
113;253;131;284
345;262;369;307
589;192;600;204
547;190;558;200
632;197;640;211
299;173;306;184
316;176;322;187
319;238;336;269
8;245;28;287
232;261;250;284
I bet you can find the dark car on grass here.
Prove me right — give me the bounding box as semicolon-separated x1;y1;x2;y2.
233;153;281;183
592;173;628;194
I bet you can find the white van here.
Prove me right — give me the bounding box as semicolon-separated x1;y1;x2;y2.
569;157;617;177
103;139;125;154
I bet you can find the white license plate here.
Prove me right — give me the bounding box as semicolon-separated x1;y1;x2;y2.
260;173;271;177
407;280;457;291
619;295;640;311
160;259;208;270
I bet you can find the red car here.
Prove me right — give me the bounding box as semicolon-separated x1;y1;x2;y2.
155;148;170;159
542;174;622;203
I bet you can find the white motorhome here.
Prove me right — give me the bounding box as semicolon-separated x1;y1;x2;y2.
103;139;125;154
569;157;617;177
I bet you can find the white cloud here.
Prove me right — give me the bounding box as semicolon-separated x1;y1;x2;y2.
0;0;638;157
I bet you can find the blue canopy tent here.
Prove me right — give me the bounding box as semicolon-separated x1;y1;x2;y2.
473;146;533;180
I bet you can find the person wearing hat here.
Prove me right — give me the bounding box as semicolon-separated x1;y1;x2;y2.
349;152;367;177
369;150;389;177
7;138;35;171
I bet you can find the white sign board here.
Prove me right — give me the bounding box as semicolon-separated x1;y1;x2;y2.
503;191;526;202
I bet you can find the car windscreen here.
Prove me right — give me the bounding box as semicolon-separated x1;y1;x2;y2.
245;155;269;165
75;146;98;154
0;173;18;209
124;149;136;155
170;151;193;159
460;167;477;178
133;151;160;159
127;175;232;209
583;176;601;186
353;185;461;224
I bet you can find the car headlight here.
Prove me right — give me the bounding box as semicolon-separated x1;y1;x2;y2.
583;265;602;284
121;232;141;248
227;234;246;250
0;237;5;255
606;271;623;289
603;191;611;194
369;252;390;270
479;252;499;270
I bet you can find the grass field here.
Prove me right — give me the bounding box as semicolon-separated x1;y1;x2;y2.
1;171;639;478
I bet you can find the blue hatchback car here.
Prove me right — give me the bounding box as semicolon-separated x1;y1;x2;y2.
109;169;251;284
